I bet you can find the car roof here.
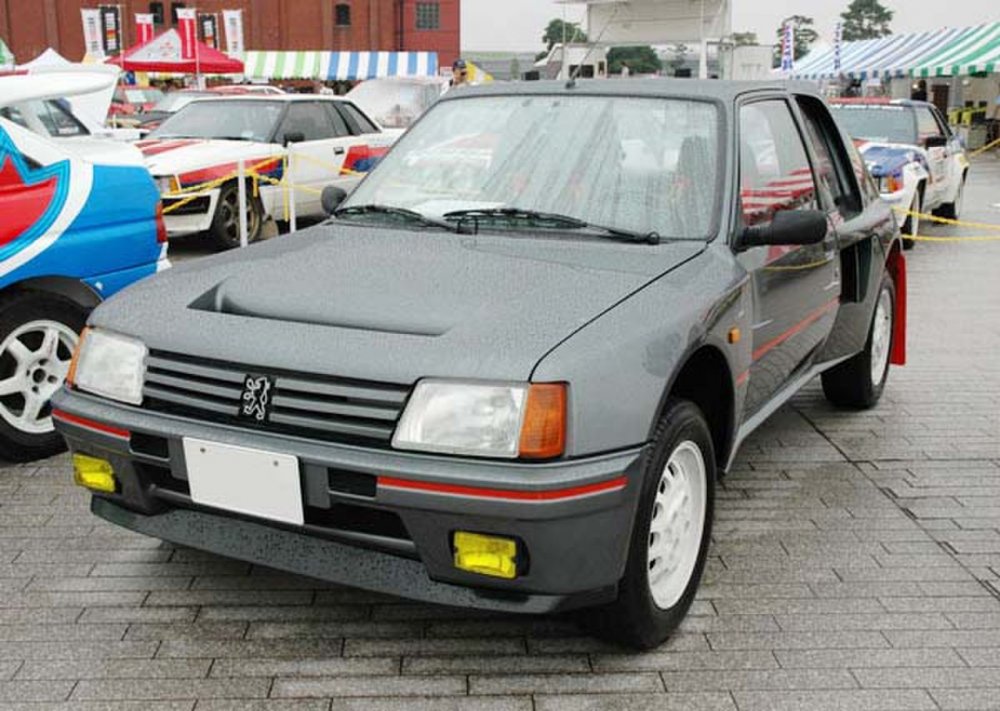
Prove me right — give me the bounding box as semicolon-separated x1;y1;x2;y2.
828;97;933;109
446;78;824;103
185;93;349;103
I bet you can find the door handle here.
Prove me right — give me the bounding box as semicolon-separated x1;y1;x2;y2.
334;147;345;155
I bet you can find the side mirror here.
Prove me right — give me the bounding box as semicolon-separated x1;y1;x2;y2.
321;186;348;215
741;209;828;249
923;135;947;149
283;131;305;146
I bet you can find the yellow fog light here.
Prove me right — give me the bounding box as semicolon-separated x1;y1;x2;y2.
72;454;116;493
453;531;518;580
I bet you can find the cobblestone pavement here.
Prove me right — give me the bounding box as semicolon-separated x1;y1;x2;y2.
2;159;999;710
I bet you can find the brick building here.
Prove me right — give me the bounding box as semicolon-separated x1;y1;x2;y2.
0;0;459;69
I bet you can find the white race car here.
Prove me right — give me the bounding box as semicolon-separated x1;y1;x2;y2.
138;95;401;249
830;99;969;248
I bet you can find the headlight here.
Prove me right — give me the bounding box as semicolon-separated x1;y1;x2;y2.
393;380;566;459
68;328;147;405
156;176;179;196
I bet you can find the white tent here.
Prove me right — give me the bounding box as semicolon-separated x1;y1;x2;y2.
561;0;733;78
17;48;72;70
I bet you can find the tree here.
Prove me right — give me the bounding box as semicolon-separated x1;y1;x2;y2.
608;46;662;75
840;0;893;40
773;15;819;67
732;31;758;47
542;19;588;52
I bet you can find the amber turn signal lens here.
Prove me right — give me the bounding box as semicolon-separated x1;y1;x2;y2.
518;383;567;459
66;327;90;388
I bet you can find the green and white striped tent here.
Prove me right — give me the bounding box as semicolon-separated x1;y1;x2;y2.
911;22;1000;77
0;37;14;69
243;51;439;81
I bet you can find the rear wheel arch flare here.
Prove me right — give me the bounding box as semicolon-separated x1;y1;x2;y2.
652;345;735;476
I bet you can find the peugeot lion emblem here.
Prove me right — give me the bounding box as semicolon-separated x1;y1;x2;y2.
240;375;273;422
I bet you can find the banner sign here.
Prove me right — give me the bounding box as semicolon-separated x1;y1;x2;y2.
136;13;155;45
81;8;105;59
833;21;843;73
177;8;198;61
199;13;219;49
223;9;244;56
99;5;122;56
780;21;795;72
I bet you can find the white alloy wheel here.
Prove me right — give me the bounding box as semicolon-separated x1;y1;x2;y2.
0;320;78;435
907;194;920;237
869;287;893;387
647;439;708;610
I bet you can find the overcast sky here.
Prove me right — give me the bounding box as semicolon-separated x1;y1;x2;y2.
461;0;996;52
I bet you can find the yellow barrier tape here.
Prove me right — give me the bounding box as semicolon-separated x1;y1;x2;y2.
968;136;1000;159
893;207;1000;232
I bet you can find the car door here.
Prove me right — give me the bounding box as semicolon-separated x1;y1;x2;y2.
333;100;396;188
915;105;949;203
736;98;839;415
278;101;356;217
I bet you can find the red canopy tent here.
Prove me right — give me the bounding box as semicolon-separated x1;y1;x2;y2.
107;29;243;74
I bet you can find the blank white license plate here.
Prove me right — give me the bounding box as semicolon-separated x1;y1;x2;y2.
183;438;304;526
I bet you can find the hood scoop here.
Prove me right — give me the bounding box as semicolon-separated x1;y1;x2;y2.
188;280;449;337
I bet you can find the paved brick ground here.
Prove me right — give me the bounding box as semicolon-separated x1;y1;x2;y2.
1;158;999;710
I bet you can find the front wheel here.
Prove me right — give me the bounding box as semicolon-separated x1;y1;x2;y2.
210;183;263;250
822;272;895;409
934;177;965;220
0;292;86;462
580;399;715;650
901;189;921;251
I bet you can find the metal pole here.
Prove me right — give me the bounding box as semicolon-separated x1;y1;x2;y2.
237;159;249;248
699;0;708;79
288;152;297;234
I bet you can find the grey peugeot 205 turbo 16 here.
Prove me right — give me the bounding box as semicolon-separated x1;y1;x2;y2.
53;80;905;649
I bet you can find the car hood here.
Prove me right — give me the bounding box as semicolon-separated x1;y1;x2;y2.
53;136;145;167
855;140;926;177
136;138;281;177
92;223;705;384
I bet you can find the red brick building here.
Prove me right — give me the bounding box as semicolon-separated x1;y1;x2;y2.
0;0;459;68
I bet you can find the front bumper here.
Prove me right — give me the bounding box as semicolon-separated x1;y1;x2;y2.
161;189;219;237
52;389;645;613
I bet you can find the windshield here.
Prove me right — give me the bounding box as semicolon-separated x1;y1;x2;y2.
124;88;163;104
345;94;721;240
150;99;284;142
151;91;211;113
830;105;917;145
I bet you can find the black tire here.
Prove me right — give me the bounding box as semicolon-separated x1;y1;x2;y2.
209;182;263;250
934;175;965;220
0;292;87;462
901;187;922;251
580;399;715;650
822;272;895;410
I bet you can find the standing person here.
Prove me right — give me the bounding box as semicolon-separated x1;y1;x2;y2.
450;59;468;87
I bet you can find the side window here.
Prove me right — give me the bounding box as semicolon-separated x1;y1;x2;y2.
323;103;352;138
35;100;89;137
739;100;818;227
916;107;942;140
337;102;380;135
796;97;862;218
277;103;338;142
930;106;952;137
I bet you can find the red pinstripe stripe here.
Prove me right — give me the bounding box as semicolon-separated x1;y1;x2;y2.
753;298;840;362
52;410;130;439
378;476;628;502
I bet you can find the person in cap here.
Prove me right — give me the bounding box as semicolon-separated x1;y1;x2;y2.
451;59;469;87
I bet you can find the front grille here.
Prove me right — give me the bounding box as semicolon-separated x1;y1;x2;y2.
142;351;410;446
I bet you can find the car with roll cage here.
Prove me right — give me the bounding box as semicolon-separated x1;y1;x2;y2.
829;98;969;248
54;80;905;649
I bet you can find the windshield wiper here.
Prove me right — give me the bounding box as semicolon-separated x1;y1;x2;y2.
443;207;661;245
334;204;463;233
